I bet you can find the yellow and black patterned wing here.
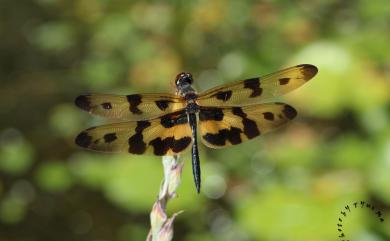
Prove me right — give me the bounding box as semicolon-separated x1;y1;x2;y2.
199;103;296;148
197;64;317;107
75;110;192;156
75;93;186;121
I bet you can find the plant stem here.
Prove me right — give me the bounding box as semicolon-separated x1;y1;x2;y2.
147;155;183;241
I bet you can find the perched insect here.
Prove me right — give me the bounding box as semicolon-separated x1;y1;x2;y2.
75;64;318;193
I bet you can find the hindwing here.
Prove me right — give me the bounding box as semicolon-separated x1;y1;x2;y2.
199;103;297;148
75;110;192;156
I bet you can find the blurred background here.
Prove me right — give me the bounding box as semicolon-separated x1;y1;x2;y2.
0;0;389;240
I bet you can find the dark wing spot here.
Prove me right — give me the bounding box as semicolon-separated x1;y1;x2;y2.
242;118;260;139
175;115;189;125
199;108;224;121
232;107;260;138
244;78;262;97
75;132;92;148
128;121;151;154
232;107;247;118
155;100;173;111
128;133;146;154
282;105;297;120
103;133;117;143
263;112;275;120
212;90;232;102
279;78;290;85
75;95;91;111
297;64;318;80
126;94;142;114
135;121;151;132
161;115;176;128
227;127;242;144
203;132;226;146
161;112;188;128
149;137;171;155
203;127;242;146
172;137;192;152
101;102;112;109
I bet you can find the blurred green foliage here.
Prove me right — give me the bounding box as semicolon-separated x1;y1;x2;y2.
0;0;389;241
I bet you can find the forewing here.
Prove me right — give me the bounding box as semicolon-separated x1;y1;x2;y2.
199;103;297;148
197;64;317;107
75;110;192;156
75;93;186;121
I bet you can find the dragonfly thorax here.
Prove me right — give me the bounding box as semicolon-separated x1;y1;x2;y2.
186;102;199;114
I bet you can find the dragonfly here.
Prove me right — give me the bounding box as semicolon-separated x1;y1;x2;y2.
75;64;318;193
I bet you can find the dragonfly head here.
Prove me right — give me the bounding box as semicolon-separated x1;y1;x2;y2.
175;72;195;97
175;72;193;86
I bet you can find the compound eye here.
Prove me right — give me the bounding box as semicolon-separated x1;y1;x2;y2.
185;74;193;84
175;73;185;86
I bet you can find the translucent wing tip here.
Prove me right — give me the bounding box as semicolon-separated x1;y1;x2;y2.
297;64;318;80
